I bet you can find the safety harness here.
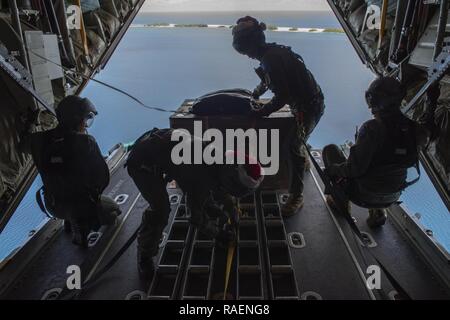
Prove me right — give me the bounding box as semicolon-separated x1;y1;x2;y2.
34;132;99;220
223;206;241;300
223;227;236;300
374;118;422;191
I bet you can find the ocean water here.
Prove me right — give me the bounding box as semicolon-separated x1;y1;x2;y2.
85;28;373;150
0;11;449;261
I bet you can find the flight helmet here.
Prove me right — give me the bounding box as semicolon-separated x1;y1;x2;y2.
365;77;406;114
232;16;267;55
56;95;98;131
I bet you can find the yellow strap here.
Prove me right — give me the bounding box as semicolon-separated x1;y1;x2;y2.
223;206;241;300
223;238;236;300
75;0;89;56
378;0;389;50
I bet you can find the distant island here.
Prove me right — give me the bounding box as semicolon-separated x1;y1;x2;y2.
130;23;344;34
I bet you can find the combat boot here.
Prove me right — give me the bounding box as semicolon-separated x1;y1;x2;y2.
367;209;387;228
137;251;156;286
281;193;304;217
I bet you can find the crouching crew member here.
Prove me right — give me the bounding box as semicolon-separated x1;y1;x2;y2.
30;96;121;246
322;77;430;228
126;128;264;282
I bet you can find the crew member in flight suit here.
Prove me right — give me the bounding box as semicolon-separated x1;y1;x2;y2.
232;16;325;217
126;128;264;282
322;77;431;228
29;95;121;247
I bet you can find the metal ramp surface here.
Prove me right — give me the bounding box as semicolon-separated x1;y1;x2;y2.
3;149;449;300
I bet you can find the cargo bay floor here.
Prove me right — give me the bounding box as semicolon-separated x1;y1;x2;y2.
1;147;449;300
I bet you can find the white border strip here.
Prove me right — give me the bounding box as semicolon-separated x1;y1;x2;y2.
309;170;376;300
85;193;141;282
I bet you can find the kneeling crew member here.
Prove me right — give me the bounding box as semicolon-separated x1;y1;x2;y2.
29;96;121;246
126;128;264;282
322;77;429;228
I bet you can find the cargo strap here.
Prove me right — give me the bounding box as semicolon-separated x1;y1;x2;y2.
223;208;241;300
74;0;89;56
302;140;412;300
223;235;236;300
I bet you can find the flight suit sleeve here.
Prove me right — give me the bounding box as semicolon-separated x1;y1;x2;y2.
187;185;214;230
85;135;110;195
327;121;380;178
257;54;290;116
252;81;268;99
25;132;44;168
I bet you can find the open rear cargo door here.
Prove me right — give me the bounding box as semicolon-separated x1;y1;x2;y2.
327;0;450;210
0;0;147;231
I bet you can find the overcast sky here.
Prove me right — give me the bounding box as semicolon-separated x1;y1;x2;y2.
141;0;331;12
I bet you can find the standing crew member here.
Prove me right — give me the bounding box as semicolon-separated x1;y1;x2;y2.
322;77;430;228
126;128;264;283
232;16;325;217
29;95;121;246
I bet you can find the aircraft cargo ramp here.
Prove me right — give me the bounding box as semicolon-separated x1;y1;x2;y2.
1;107;449;300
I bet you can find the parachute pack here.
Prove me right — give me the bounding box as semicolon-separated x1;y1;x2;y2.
191;89;260;116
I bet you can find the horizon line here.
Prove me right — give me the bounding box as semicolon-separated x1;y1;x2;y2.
139;9;332;13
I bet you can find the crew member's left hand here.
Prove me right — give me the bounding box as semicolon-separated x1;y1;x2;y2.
249;102;265;118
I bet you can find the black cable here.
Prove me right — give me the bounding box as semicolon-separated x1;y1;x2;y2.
25;46;185;114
